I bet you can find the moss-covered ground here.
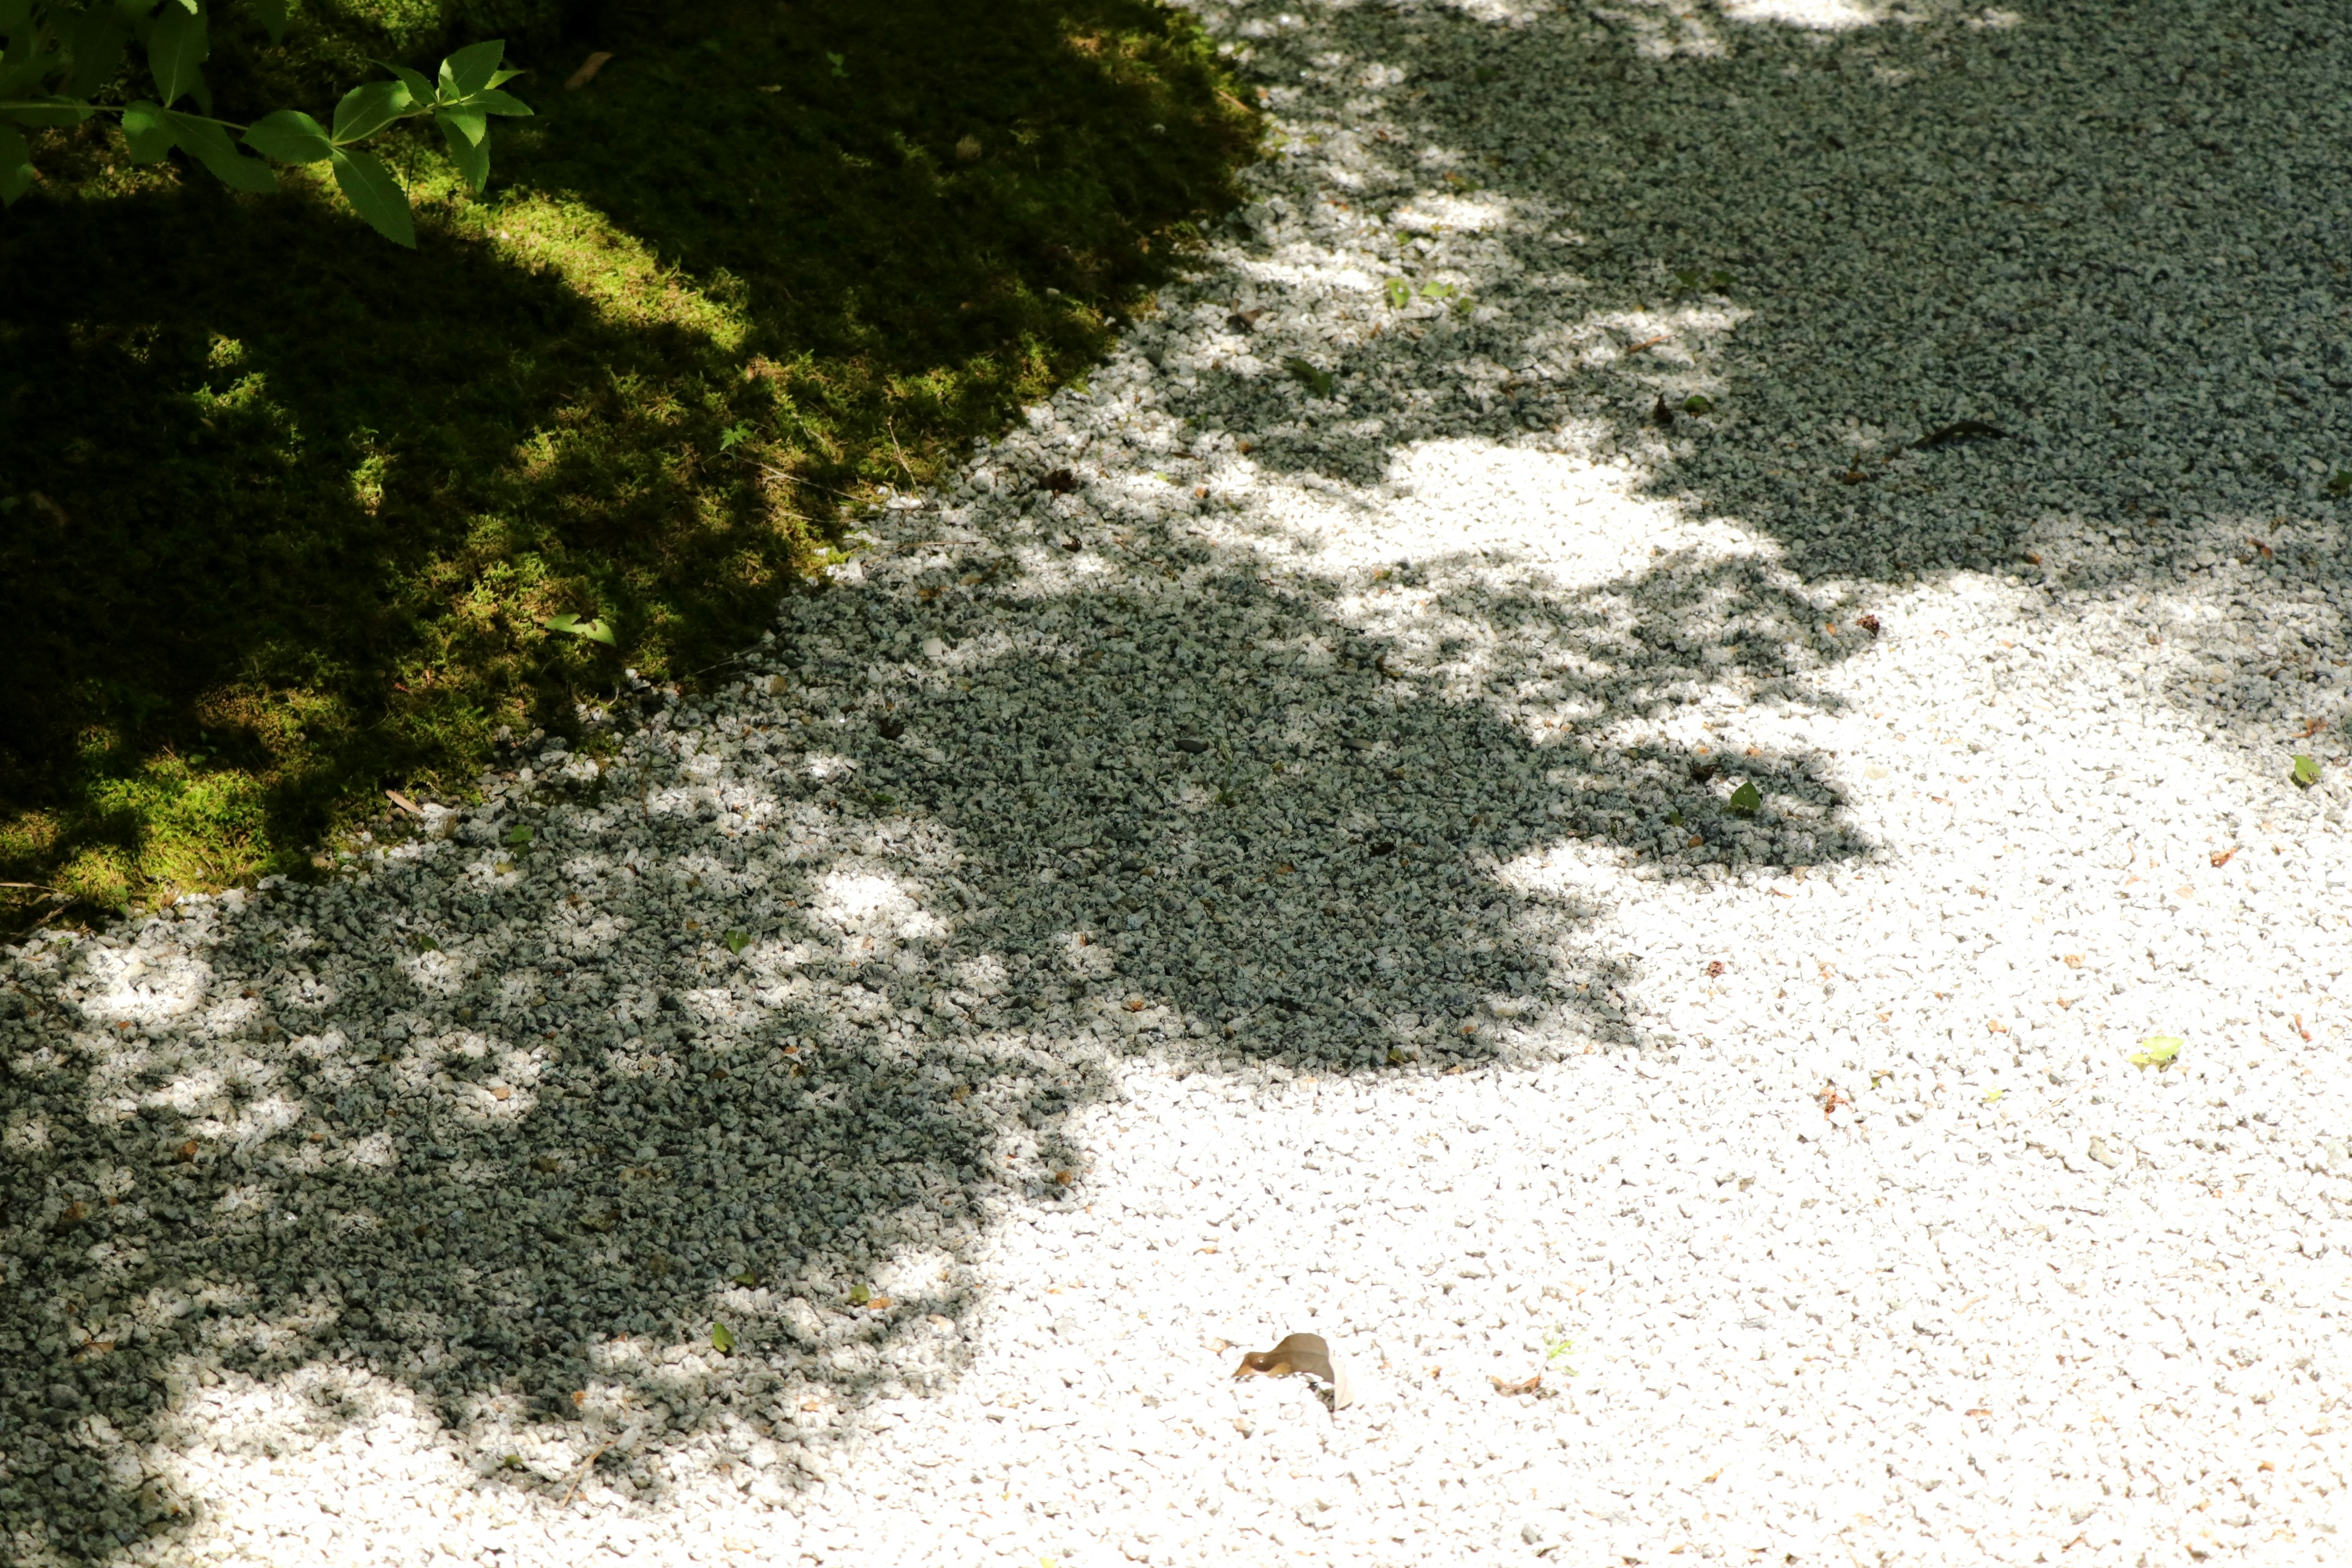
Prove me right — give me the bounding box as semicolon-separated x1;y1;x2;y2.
0;0;1257;924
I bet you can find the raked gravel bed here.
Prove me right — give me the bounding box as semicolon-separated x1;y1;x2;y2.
9;1;2352;1564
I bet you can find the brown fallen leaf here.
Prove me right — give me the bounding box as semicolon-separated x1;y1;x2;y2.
1234;1332;1353;1411
2061;954;2084;968
565;51;614;89
2211;846;2239;868
1489;1373;1542;1396
1856;613;1882;636
386;789;423;816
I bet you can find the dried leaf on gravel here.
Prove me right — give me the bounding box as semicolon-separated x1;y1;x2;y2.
1234;1332;1353;1410
1490;1373;1542;1396
1912;420;2008;449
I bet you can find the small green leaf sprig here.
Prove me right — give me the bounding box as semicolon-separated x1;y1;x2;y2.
1;0;530;246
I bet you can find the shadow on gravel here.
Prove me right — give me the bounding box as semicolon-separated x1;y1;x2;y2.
1200;0;2352;723
0;504;1876;1562
29;0;2352;1557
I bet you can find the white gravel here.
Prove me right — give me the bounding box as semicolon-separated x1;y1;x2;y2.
7;1;2352;1564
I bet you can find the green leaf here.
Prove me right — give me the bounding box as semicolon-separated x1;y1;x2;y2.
2128;1035;2182;1069
436;104;486;145
329;146;414;245
1384;276;1411;309
1682;394;1713;415
440;37;505;98
0;96;89;129
370;57;435;109
1727;780;1762;815
243;108;332;164
410;932;440;952
718;421;752;451
2329;471;2352;499
1983;1088;2004;1102
723;929;749;954
2293;753;2321;788
826;50;846;77
543;612;615;645
0;123;29;206
436;108;487;189
847;1283;870;1305
119;97;172;161
1283;357;1332;398
160;108;277;192
145;0;206;107
506;824;532;848
248;0;287;43
461;86;530;118
731;1268;760;1286
331;78;413;145
67;6;130;98
710;1321;736;1354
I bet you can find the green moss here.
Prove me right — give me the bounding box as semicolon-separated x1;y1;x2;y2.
0;0;1258;923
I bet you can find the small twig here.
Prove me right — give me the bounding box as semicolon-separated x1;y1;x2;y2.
0;882;63;894
560;1442;611;1507
1620;334;1668;357
884;417;919;487
385;790;424;817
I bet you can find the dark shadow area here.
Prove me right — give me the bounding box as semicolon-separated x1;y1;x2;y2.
1182;0;2352;604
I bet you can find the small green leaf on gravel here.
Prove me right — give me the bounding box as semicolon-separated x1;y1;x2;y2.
710;1321;736;1353
411;933;440;952
1385;277;1412;309
2129;1035;2183;1069
2293;753;2321;788
723;929;750;954
1283;358;1334;398
1727;780;1762;816
2329;470;2352;498
1665;807;1684;826
848;1283;871;1306
507;824;533;848
732;1270;760;1287
1983;1088;2004;1102
1683;394;1714;415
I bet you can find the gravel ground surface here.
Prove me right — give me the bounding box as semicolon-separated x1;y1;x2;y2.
9;1;2352;1564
